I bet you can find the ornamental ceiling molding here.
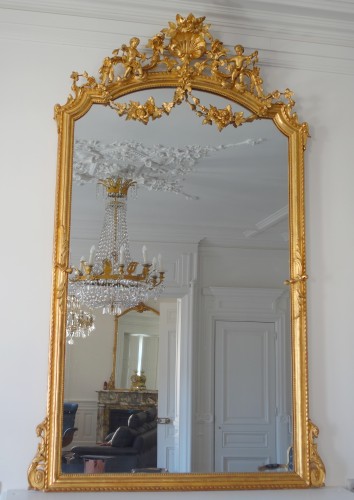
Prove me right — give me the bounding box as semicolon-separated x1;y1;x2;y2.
1;1;354;74
73;138;264;199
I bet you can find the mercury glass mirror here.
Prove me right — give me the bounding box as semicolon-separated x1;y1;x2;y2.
28;14;325;491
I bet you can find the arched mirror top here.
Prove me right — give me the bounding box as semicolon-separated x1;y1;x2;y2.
55;13;308;141
116;301;160;319
108;301;160;391
29;13;325;492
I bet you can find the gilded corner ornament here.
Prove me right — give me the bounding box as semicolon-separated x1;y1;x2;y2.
309;420;326;487
28;418;48;490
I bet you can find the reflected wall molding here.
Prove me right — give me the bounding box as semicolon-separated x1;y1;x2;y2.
1;1;354;74
203;287;287;314
63;400;97;448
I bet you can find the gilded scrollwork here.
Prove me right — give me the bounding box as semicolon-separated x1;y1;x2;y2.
55;225;72;311
38;12;323;491
62;13;301;131
284;245;307;320
309;420;326;487
28;419;48;490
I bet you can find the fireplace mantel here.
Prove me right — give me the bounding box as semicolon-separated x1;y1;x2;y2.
96;389;158;442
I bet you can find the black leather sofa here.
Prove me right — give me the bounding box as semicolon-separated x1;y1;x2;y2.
68;407;157;473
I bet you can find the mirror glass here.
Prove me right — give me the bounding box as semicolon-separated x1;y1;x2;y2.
62;88;292;475
116;307;160;390
28;15;326;490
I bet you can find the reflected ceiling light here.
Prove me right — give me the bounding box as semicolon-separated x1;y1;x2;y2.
70;177;165;315
66;293;95;344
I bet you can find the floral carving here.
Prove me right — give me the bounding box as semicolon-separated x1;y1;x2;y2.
62;13;302;131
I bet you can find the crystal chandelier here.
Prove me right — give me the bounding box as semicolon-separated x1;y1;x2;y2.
66;292;95;344
70;177;165;315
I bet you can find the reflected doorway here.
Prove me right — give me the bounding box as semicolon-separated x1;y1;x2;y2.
214;320;277;472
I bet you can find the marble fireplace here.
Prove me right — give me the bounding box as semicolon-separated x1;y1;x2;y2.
96;389;158;442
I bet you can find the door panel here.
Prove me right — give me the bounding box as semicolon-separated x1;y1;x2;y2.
157;301;178;472
215;321;277;472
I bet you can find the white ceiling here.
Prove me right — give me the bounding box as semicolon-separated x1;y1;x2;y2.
70;89;289;252
1;1;353;76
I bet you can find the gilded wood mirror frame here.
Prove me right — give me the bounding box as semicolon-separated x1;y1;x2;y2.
28;13;325;491
108;302;160;390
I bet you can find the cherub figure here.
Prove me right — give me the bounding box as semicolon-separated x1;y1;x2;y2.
227;44;258;87
147;32;165;54
146;33;165;69
99;56;116;85
121;37;146;79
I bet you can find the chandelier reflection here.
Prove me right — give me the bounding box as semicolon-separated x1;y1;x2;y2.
70;177;165;315
66;293;95;344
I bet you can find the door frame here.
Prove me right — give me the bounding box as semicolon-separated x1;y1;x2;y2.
214;319;277;472
157;280;198;472
193;287;291;472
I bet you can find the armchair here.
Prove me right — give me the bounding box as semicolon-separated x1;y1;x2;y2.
62;402;78;447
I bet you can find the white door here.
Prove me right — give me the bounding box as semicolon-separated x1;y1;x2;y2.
157;300;178;472
215;320;277;472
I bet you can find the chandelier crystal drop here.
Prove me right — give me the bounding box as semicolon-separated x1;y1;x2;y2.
66;292;95;344
70;177;165;315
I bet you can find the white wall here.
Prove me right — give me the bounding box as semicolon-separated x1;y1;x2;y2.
200;247;288;288
1;1;354;498
64;312;114;400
